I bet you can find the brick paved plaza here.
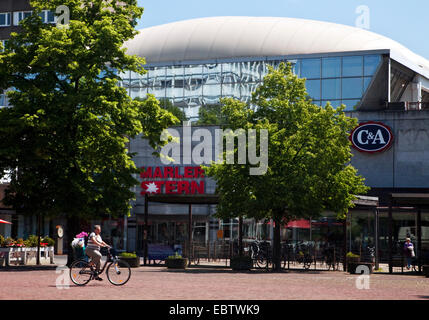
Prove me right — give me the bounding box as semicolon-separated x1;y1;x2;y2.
1;265;428;300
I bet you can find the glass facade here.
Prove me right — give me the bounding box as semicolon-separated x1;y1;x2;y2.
120;54;382;120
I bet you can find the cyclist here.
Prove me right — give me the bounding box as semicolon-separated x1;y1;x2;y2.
86;225;111;281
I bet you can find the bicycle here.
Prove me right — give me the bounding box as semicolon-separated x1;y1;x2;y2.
281;242;294;269
296;243;313;270
323;246;340;271
250;240;272;269
69;247;131;286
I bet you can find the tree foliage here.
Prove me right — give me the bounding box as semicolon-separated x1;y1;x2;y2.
136;97;188;123
0;0;178;222
204;62;369;269
195;104;226;125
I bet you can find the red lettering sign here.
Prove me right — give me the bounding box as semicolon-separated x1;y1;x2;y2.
140;166;205;195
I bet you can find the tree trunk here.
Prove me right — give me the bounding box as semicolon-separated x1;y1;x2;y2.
273;216;281;271
66;216;81;267
238;216;243;257
36;213;41;265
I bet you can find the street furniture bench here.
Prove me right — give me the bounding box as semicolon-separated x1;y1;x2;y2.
147;244;175;264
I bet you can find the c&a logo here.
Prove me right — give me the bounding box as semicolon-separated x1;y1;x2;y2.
349;121;393;153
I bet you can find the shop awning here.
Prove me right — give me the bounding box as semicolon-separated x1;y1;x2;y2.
286;219;310;229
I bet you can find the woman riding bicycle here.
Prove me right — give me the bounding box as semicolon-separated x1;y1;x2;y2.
86;225;111;281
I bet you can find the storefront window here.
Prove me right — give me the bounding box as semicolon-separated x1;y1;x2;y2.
100;218;125;251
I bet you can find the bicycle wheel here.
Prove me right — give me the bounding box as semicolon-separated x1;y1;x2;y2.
106;260;131;286
255;255;267;268
281;255;288;269
303;257;312;270
70;260;93;286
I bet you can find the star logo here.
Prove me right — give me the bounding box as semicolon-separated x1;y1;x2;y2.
145;182;159;194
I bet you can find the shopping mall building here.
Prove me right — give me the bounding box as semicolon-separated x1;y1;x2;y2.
2;16;429;268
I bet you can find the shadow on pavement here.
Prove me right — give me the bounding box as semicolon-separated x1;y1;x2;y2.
137;267;325;275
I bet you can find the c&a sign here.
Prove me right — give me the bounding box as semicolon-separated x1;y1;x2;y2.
349;121;394;153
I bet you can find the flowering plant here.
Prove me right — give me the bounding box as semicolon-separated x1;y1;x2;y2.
75;232;88;239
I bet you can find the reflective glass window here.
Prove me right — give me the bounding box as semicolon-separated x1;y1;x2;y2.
301;58;321;79
130;71;148;87
184;73;203;99
240;82;260;100
288;60;300;77
148;86;165;98
342;56;363;77
363;77;372;93
322;79;341;100
305;79;321;100
203;63;222;85
202;84;221;104
222;83;241;99
240;61;262;82
260;63;270;79
364;55;381;76
222;63;241;83
0;13;11;26
322;57;341;78
342;78;363;99
147;67;165;87
130;87;148;100
342;99;361;111
322;100;342;108
166;86;183;100
266;60;286;71
184;65;203;80
47;10;55;23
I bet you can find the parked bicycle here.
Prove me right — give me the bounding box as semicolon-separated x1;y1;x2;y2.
250;240;272;268
70;247;131;286
322;245;340;271
296;243;313;270
281;242;294;269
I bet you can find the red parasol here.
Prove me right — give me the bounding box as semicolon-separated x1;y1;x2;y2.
0;219;12;224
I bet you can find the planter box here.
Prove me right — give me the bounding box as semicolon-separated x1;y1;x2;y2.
422;265;429;277
0;246;54;266
230;256;253;271
166;258;188;269
348;262;373;274
119;256;140;268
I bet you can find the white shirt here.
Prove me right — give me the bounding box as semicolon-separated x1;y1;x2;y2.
87;232;102;250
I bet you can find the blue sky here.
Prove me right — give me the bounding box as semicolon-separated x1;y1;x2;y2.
136;0;429;59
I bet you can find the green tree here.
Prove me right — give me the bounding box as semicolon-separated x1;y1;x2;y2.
0;0;178;265
196;104;225;125
205;63;369;270
135;97;188;123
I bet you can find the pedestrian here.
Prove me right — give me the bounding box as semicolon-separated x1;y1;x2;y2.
403;238;415;270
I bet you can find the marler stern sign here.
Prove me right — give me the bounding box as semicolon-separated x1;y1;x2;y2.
349;121;394;153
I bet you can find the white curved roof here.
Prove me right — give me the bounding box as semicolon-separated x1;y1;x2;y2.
124;16;429;78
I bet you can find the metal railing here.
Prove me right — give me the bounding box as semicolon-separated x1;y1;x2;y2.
405;102;429;110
